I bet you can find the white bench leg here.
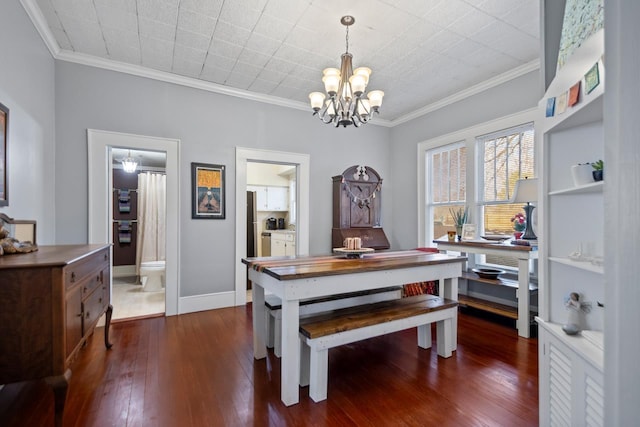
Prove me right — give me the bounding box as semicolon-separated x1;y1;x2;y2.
265;309;275;349
274;315;282;358
417;323;432;349
300;339;310;387
436;317;453;358
309;348;329;402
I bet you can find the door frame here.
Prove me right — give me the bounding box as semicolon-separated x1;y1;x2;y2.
234;147;310;305
87;129;180;316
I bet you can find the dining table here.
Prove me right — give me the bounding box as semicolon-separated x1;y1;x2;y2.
242;249;467;406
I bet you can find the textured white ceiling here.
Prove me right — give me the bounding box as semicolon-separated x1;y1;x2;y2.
27;0;539;124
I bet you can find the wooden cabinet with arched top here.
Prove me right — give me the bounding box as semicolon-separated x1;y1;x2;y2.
331;165;390;250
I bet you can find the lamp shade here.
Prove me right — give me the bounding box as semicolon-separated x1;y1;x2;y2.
512;177;538;203
309;92;326;110
368;90;384;108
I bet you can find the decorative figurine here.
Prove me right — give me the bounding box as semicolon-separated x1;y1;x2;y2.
562;292;582;335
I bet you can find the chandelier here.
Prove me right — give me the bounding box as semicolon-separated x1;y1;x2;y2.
308;16;384;128
122;150;138;173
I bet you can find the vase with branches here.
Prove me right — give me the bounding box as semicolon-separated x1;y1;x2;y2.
449;206;468;240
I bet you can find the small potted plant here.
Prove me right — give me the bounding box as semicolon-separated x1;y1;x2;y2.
449;207;468;240
591;159;603;181
511;212;526;239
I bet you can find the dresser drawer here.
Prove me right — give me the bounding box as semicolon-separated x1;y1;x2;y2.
83;285;108;333
64;248;109;288
76;269;102;298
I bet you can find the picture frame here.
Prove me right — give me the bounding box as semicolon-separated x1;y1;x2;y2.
191;162;225;219
585;62;600;94
545;97;556;117
461;224;477;241
0;102;8;207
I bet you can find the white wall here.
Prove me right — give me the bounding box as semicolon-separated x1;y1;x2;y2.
388;70;542;249
53;61;391;297
0;0;55;243
603;0;640;423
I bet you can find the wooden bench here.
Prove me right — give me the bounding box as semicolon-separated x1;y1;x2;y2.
264;287;403;357
298;294;458;402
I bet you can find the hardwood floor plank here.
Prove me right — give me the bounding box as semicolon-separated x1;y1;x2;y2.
0;304;538;426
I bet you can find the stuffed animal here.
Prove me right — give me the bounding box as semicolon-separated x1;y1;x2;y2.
0;224;38;255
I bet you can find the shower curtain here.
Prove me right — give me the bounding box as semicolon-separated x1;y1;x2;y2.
136;172;166;275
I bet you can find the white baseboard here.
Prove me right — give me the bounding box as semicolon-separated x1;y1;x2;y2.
113;265;136;277
179;291;237;314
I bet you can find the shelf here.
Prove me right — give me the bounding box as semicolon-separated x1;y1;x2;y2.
458;294;518;320
461;271;538;291
536;318;604;371
540;29;604;134
548;181;603;196
548;257;604;274
541;91;603;134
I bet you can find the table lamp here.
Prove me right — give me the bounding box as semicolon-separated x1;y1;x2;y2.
512;177;538;240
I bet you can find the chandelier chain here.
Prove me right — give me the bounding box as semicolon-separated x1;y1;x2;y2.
345;25;349;53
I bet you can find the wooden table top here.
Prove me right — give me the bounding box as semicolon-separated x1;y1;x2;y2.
242;250;466;281
433;239;537;252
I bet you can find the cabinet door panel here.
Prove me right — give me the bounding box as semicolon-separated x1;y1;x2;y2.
272;238;286;256
267;187;288;211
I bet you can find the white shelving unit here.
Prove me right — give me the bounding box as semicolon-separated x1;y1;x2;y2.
536;29;605;427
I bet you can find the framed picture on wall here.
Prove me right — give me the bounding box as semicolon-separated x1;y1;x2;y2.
0;102;8;207
191;162;225;219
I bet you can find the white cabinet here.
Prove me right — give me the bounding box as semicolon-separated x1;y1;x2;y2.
271;232;296;256
536;29;605;426
247;185;288;211
538;323;604;427
266;186;288;211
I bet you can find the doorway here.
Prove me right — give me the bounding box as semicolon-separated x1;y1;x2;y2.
110;148;166;320
88;129;180;316
234;148;310;306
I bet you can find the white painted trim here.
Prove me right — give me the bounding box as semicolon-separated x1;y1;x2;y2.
19;0;533;129
20;0;61;56
392;60;540;126
235;148;310;306
87;129;180;316
113;265;136;278
179;292;236;314
416;108;537;247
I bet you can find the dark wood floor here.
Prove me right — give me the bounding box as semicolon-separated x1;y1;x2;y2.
1;305;538;426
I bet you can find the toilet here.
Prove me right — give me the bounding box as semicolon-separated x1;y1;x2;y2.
139;260;165;292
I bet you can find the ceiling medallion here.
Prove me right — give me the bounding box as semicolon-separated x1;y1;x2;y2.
308;16;384;128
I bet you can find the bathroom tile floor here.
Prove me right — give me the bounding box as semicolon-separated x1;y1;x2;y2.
103;275;165;322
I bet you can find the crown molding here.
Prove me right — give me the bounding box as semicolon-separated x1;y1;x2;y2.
54;48;397;127
20;0;532;130
390;60;541;127
21;0;60;57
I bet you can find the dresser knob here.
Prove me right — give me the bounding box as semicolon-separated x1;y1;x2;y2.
71;272;76;282
104;253;108;260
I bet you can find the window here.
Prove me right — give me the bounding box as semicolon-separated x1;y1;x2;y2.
418;111;536;271
425;142;466;240
477;123;535;236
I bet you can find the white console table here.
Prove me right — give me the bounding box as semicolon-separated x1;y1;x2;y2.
434;239;538;338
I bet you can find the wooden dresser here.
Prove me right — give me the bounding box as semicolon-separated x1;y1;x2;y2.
0;244;113;426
